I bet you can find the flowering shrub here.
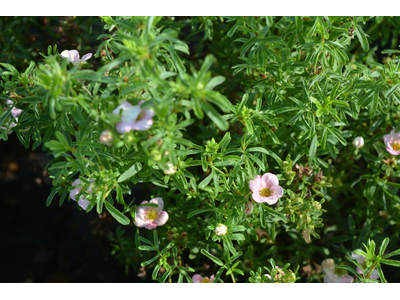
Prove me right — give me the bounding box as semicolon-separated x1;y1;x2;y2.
2;16;400;283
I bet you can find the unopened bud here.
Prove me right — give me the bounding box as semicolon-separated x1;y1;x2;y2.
352;136;364;149
164;162;177;175
244;201;254;214
302;229;311;244
100;130;113;146
215;224;228;236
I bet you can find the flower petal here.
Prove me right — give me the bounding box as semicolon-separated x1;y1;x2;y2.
115;122;136;134
131;109;155;131
155;211;169;226
80;53;92;62
192;274;203;283
113;102;132;115
69;50;80;61
262;172;279;189
150;197;164;211
77;197;90;210
384;134;392;148
249;175;262;192
370;269;380;280
386;147;400;155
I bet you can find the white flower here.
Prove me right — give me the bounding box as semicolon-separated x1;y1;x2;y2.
352;136;364;149
164;162;177;175
60;49;92;67
215;224;228;236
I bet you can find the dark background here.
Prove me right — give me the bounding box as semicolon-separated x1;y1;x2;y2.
0;134;144;282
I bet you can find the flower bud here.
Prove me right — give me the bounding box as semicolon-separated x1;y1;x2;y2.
164;162;177;175
244;201;254;214
100;130;113;146
352;136;364;149
215;224;228;236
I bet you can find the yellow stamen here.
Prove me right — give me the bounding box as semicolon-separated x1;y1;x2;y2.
393;142;400;151
202;278;211;283
147;210;158;220
259;187;273;197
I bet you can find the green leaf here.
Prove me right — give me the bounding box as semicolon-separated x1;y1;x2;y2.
379;238;390;257
381;259;400;267
18;96;43;103
201;249;224;266
117;162;142;183
376;264;387;283
46;187;61;207
187;208;214;219
309;134;318;160
384;248;400;259
262;204;287;222
355;24;369;52
200;101;229;131
104;201;130;225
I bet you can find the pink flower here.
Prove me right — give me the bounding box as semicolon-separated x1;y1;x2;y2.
384;129;400;155
0;100;23;134
321;259;354;283
60;49;92;67
192;274;214;283
113;101;155;134
249;173;284;204
69;178;95;210
135;197;169;230
244;201;254;214
351;251;379;280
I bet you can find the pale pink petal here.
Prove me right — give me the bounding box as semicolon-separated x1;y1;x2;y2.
339;274;353;283
249;175;262;192
70;179;82;200
60;50;70;60
131;109;155;131
69;50;80;61
383;134;392;148
209;275;215;282
262;173;279;189
264;195;279;205
11;107;23;118
80;53;92;62
115;122;136;134
134;215;147;227
113;102;132;115
144;223;157;230
150;197;164;211
351;252;365;265
370;269;380;280
192;274;203;283
265;274;272;279
252;191;263;203
77;197;90;210
272;186;284;198
356;266;363;275
386;148;400;155
155;211;169;226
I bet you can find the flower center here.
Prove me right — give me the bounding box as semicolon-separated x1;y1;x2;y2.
393;141;400;151
201;278;211;283
334;267;346;276
147;210;158;220
259;187;273;197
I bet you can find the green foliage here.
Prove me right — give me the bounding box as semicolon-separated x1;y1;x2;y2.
2;16;400;283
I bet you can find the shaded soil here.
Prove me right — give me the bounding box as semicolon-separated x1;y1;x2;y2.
0;134;143;283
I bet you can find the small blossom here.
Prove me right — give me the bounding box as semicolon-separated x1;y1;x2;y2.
265;266;284;282
69;178;95;210
321;258;353;283
302;229;311;244
60;49;92;67
192;274;214;283
0;100;23;134
100;130;113;146
352;136;364;149
215;224;228;236
244;201;254;214
113;101;155;133
135;197;169;230
163;162;177;175
384;129;400;155
351;251;379;280
249;173;284;205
